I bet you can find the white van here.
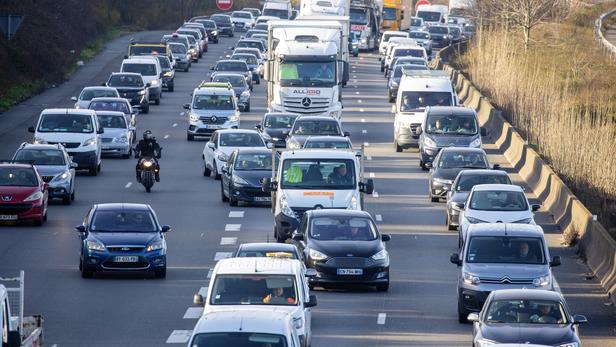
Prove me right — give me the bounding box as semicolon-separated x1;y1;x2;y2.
194;257;316;347
263;0;293;19
392;70;458;152
28;109;103;175
120;56;163;105
262;149;374;242
416;4;448;26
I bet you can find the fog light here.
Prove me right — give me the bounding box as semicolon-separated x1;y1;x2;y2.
464;294;472;301
153;258;163;264
234;191;240;196
88;258;98;264
376;272;388;279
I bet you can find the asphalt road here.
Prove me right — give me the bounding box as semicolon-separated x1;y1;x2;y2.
0;30;615;347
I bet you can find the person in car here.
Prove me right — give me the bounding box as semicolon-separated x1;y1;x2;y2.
314;63;333;80
517;241;538;262
328;165;352;185
530;304;560;323
263;287;295;304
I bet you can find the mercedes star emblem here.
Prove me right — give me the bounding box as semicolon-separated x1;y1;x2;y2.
301;97;312;108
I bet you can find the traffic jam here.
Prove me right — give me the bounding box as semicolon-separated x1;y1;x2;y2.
0;0;594;346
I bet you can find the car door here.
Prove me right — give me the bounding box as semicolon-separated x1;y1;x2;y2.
205;132;218;169
300;267;312;342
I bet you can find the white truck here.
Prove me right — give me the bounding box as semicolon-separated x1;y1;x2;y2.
1;272;43;347
263;0;293;19
416;4;449;26
265;20;349;119
299;0;349;16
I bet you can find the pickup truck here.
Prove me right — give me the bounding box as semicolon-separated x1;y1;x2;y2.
1;271;43;347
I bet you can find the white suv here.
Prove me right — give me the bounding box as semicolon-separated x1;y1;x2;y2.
120;56;162;105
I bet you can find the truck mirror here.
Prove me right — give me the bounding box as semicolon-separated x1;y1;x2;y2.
342;61;350;84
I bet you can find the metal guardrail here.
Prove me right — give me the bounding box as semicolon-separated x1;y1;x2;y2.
594;8;616;61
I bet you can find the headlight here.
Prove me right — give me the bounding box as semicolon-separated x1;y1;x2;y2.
348;196;358;210
164;71;173;77
469;138;481;148
309;248;328;261
533;275;551;287
450;202;464;211
212;30;218;35
466;216;487;224
513;218;533;224
52;172;70;183
475;339;496;347
87;240;106;251
241;90;250;98
24;191;43;202
229;115;239;122
83;137;97;147
443;35;448;39
146;241;164;252
232;175;250;186
143;160;153;168
424;137;437;148
113;135;128;143
138;89;146;95
189;48;196;54
189;113;199;122
150;80;159;86
293;316;303;329
280;193;295;218
463;272;480;285
557;343;579;347
33;137;46;144
371;249;388;261
287;139;301;149
217;153;228;162
352;43;359;48
433;177;453;185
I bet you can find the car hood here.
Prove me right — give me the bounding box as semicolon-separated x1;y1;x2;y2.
101;128;128;139
310;239;383;258
35;165;68;176
464;209;533;223
0;186;39;201
192;109;237;118
449;191;469;204
284;189;355;208
465;263;548;279
36;133;93;142
91;232;158;246
429;134;477;147
232;87;248;95
234;170;271;187
433;168;467;181
479;323;576;345
264;128;291;139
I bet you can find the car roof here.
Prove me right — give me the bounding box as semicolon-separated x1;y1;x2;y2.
215;129;260;135
467;223;544;237
280;149;357;160
439;147;486;154
82;86;117;91
428;106;475;116
93;111;126;117
123;56;157;63
472;184;522;192
305;136;349;142
40;108;97;116
458;169;509;177
217;59;247;64
384;30;408;35
193;309;292;334
90;97;130;103
238;38;263;43
306;209;372;218
17;143;65;151
93;203;152;211
212;72;246;78
110;72;142;77
214;257;302;275
490;289;563;302
238;243;298;252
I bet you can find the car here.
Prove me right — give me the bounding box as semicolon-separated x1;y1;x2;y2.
202;129;267;179
151;54;175;92
242;7;261;18
220;148;275;206
381;37;418;72
255;112;299;148
167;42;191;72
349;31;360;57
448;25;462;44
458;184;541;246
234;38;266;53
427;25;452;48
233;242;303;261
161;33;191;52
378;30;409;58
95;111;135;159
105;72;150;113
192;19;219;43
387;63;429;102
252;33;268;46
231;11;255;31
231;53;262;83
450;223;561;322
185;82;240;141
286;116;348;149
178;26;208;55
384;45;428;76
120;56;163;105
76;203;171;278
13;144;75;204
71;86;119;109
407;30;433;55
244;28;267;38
178;31;202;61
211;60;253;89
469;289;586;346
233;47;265;63
446;170;512;230
0;162;48;225
409;16;425;31
427;147;494;202
87;97;136;124
292;209;391;291
254;22;269;31
210;14;234;37
303;136;353;150
28;109;104;175
462;25;476;40
211;73;252;112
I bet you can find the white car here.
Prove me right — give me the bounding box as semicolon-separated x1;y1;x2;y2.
231;10;255;31
120;56;163;105
202;129;267;179
458;184;541;247
71;86;119;109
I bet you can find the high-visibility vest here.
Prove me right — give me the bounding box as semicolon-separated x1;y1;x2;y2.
284;165;302;183
280;64;299;80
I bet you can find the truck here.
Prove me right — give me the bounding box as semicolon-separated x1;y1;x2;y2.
263;0;294;19
350;0;381;51
416;4;448;26
381;0;403;31
265;20;349;119
299;0;348;16
1;272;43;347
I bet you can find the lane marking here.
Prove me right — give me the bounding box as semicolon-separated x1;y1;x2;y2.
207;269;213;278
200;233;204;238
220;237;238;245
358;99;362;103
361;118;366;122
376;214;383;222
214;252;233;261
183;307;203;319
362;129;367;134
359;108;365;112
369;172;375;178
198;286;209;297
355;91;360;95
377;313;387;325
367;155;372;160
164;134;169;139
125;182;132;188
353;75;357;78
354;85;358;89
372;191;379;198
166;330;192;343
172;123;177;127
180;112;185;116
228;211;245;218
225;224;241;232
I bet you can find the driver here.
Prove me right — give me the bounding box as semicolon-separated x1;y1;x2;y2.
530;304;559;323
314;63;334;80
134;130;162;182
328;165;352;185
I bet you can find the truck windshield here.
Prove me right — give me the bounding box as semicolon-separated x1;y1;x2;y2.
350;8;368;24
383;7;397;20
399;91;452;111
190;333;288;347
279;61;336;87
210;274;298;306
417;11;441;22
281;159;356;189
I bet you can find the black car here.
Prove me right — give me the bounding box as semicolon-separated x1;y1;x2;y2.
235;39;266;53
446;169;511;230
428;147;497;203
105;72;150;113
76;203;171;278
233;242;303;261
192;19;219;43
256;112;299;148
211;60;253;89
286;116;348;149
220;148;275;206
210;14;234;37
153;55;175;92
427;25;452;48
292;210;391;291
470;289;586;346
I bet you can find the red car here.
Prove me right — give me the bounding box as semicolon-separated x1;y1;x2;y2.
0;163;48;226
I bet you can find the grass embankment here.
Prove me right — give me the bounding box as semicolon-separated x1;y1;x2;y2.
454;3;616;235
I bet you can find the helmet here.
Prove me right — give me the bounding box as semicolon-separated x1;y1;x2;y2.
143;130;153;140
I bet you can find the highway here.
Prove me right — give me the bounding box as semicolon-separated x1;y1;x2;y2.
0;31;615;346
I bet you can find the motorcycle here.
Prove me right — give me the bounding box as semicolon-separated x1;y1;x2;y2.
138;157;158;193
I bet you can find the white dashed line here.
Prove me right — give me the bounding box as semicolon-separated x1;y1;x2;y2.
225;224;241;232
362;129;367;134
164;134;169;139
219;56;223;59
180;112;185;116
228;211;245;218
376;214;382;222
353;75;357;78
363;142;369;147
214;252;233;261
372;191;379;198
172;123;177;127
377;313;387;325
166;330;192;343
207;269;213;278
125;182;132;188
359;108;365;112
369;172;375;178
220;237;238;245
354;85;358;88
358;99;362;103
183;307;204;319
355;91;360;95
361;118;366;122
367;155;372;160
198;286;209;296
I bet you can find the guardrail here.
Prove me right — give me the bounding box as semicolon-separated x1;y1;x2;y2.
595;8;616;61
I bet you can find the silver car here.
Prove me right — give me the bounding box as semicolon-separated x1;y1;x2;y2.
71;86;119;109
450;223;561;323
95;111;135;158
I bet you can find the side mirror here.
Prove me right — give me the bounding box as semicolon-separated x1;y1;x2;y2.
221;166;228;174
266;142;274;149
343;131;350;137
75;225;86;233
193;294;205;306
531;204;541;212
381;234;391;242
450;253;462;266
161;225;172;232
97;127;104;134
101;82;107;86
70;162;79;168
28;126;36;133
467;312;480;323
292;233;304;241
305;294;317;307
305;268;317;277
229;46;235;50
7;331;21;347
207;142;216;149
145;82;151;88
183;103;191;110
255;123;262;130
573;314;588;325
71;96;78;101
425;162;433;169
210;66;215;70
261;177;273;193
549;255;561;267
492;164;501;170
415;126;423;135
226;54;231;58
480;127;487;136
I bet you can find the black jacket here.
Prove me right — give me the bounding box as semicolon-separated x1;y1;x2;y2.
135;139;162;158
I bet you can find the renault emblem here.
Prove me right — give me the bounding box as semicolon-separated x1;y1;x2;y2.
211;116;217;122
1;195;12;202
301;97;312;108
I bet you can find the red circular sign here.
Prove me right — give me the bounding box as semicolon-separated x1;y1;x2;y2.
216;0;233;11
415;0;430;13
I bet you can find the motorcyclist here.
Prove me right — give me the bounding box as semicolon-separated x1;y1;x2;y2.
134;130;162;182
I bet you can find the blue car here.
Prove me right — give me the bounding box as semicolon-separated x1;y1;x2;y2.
349;31;360;57
76;203;171;278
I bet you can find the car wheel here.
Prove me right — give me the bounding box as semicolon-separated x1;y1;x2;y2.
154;267;167;279
380;65;384;72
187;133;195;141
388;94;394;103
430;191;439;203
245;103;250;112
155;96;160;105
203;161;212;177
89;165;98;176
458;311;468;324
168;84;174;92
213;160;221;180
62;194;71;205
142;105;150;114
230;193;238;207
221;181;229;202
81;261;93;278
97;162;101;173
184;66;190;72
274;227;286;243
230;33;234;37
376;283;389;292
256;78;260;85
394;140;402;153
420;160;427;171
71;189;75;201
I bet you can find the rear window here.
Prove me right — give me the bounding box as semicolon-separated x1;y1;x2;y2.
0;167;38;187
79;89;117;101
37;114;94;133
108;74;144;87
219;133;264;147
212;15;231;24
216;62;248;71
393;48;424;58
14;149;66;166
455;174;511;192
89;101;130;114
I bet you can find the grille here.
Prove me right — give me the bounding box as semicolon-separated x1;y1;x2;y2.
48;141;80;149
283;96;331;115
234;22;245;27
102;259;149;269
201;117;227;124
0;204;33;215
101;138;113;143
326;257;369;267
41;176;54;183
107;246;145;252
478;276;534;285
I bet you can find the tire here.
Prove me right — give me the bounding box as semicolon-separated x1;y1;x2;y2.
154;267;167;279
420;160;427;171
187;133;195;141
122;153;130;159
33;217;43;226
89;165;98;176
168;84;174;92
458;311;468;324
142;104;150;114
244;103;250;112
394;140;402;153
230;194;238;207
71;189;75;201
213;160;221;180
62;194;71;205
143;171;154;193
256;78;260;85
380;65;384;72
274;227;286;243
184;67;190;72
221;181;229;202
81;260;93;278
388;94;394;103
230;33;234;38
155;96;160;105
376;283;389;292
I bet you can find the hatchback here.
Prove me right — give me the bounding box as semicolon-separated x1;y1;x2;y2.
0;163;48;225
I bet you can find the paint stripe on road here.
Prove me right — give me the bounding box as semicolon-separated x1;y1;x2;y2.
358;99;362;103
225;224;241;232
229;211;245;218
377;313;387;325
356;91;360;95
166;330;192;343
361;118;366;122
369;172;375;178
172;123;177;127
359;108;365;112
376;214;382;222
124;182;132;188
367;155;372;160
183;307;203;319
214;252;233;261
164;134;169;139
362;129;367;134
220;237;238;246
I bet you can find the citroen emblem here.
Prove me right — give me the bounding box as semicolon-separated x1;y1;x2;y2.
211;116;217;122
1;195;12;202
301;97;312;108
501;276;511;284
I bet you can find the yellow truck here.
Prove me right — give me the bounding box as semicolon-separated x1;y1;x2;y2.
381;0;403;31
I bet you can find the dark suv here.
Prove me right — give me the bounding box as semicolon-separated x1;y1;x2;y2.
211;14;234;37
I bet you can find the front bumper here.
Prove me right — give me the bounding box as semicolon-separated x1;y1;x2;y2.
162;76;174;89
83;249;166;273
148;86;162;100
0;202;45;222
308;259;389;287
101;141;131;156
187;120;239;137
230;185;272;203
67;150;97;170
420;147;440;163
275;212;300;239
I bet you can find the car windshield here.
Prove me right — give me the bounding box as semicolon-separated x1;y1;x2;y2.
219;133;264;147
0;168;37;186
216;62;248;72
411;18;423;26
450;27;461;35
193;95;234;110
237;40;264;51
438;151;488;169
394;48;424;58
156;56;171;69
122;63;157;76
90;210;157;232
234;153;272;171
304;140;351;149
79;89;117;101
418;11;441;22
428;26;449;34
89;101;130;114
235;49;261;58
37;114;94;133
129;45;166;56
232;54;258;65
108;74;144;87
210;274;298;306
233;12;251;18
455;174;511;192
469;190;529;211
190;332;288;347
169;44;186;54
410;32;430;39
212;16;231;24
263;8;289;19
264;114;297;128
255;23;268;31
350;8;368;24
213;75;246;87
310;217;378;241
279;61;336;87
292;120;340;135
400;91;452;111
14;149;65;166
464;26;476;33
281;159;356;189
486;299;568;324
383;7;397;20
383;33;407;42
200;20;216;28
97;114;127;129
426;114;478;135
466;236;545;264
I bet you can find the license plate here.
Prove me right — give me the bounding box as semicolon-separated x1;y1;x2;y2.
337;268;363;275
0;215;18;221
204;124;221;129
114;256;139;263
254;196;271;202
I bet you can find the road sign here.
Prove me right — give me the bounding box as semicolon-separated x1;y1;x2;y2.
0;15;23;40
415;0;430;13
216;0;233;11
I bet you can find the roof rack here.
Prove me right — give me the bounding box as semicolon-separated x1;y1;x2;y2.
198;81;233;90
402;69;449;78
